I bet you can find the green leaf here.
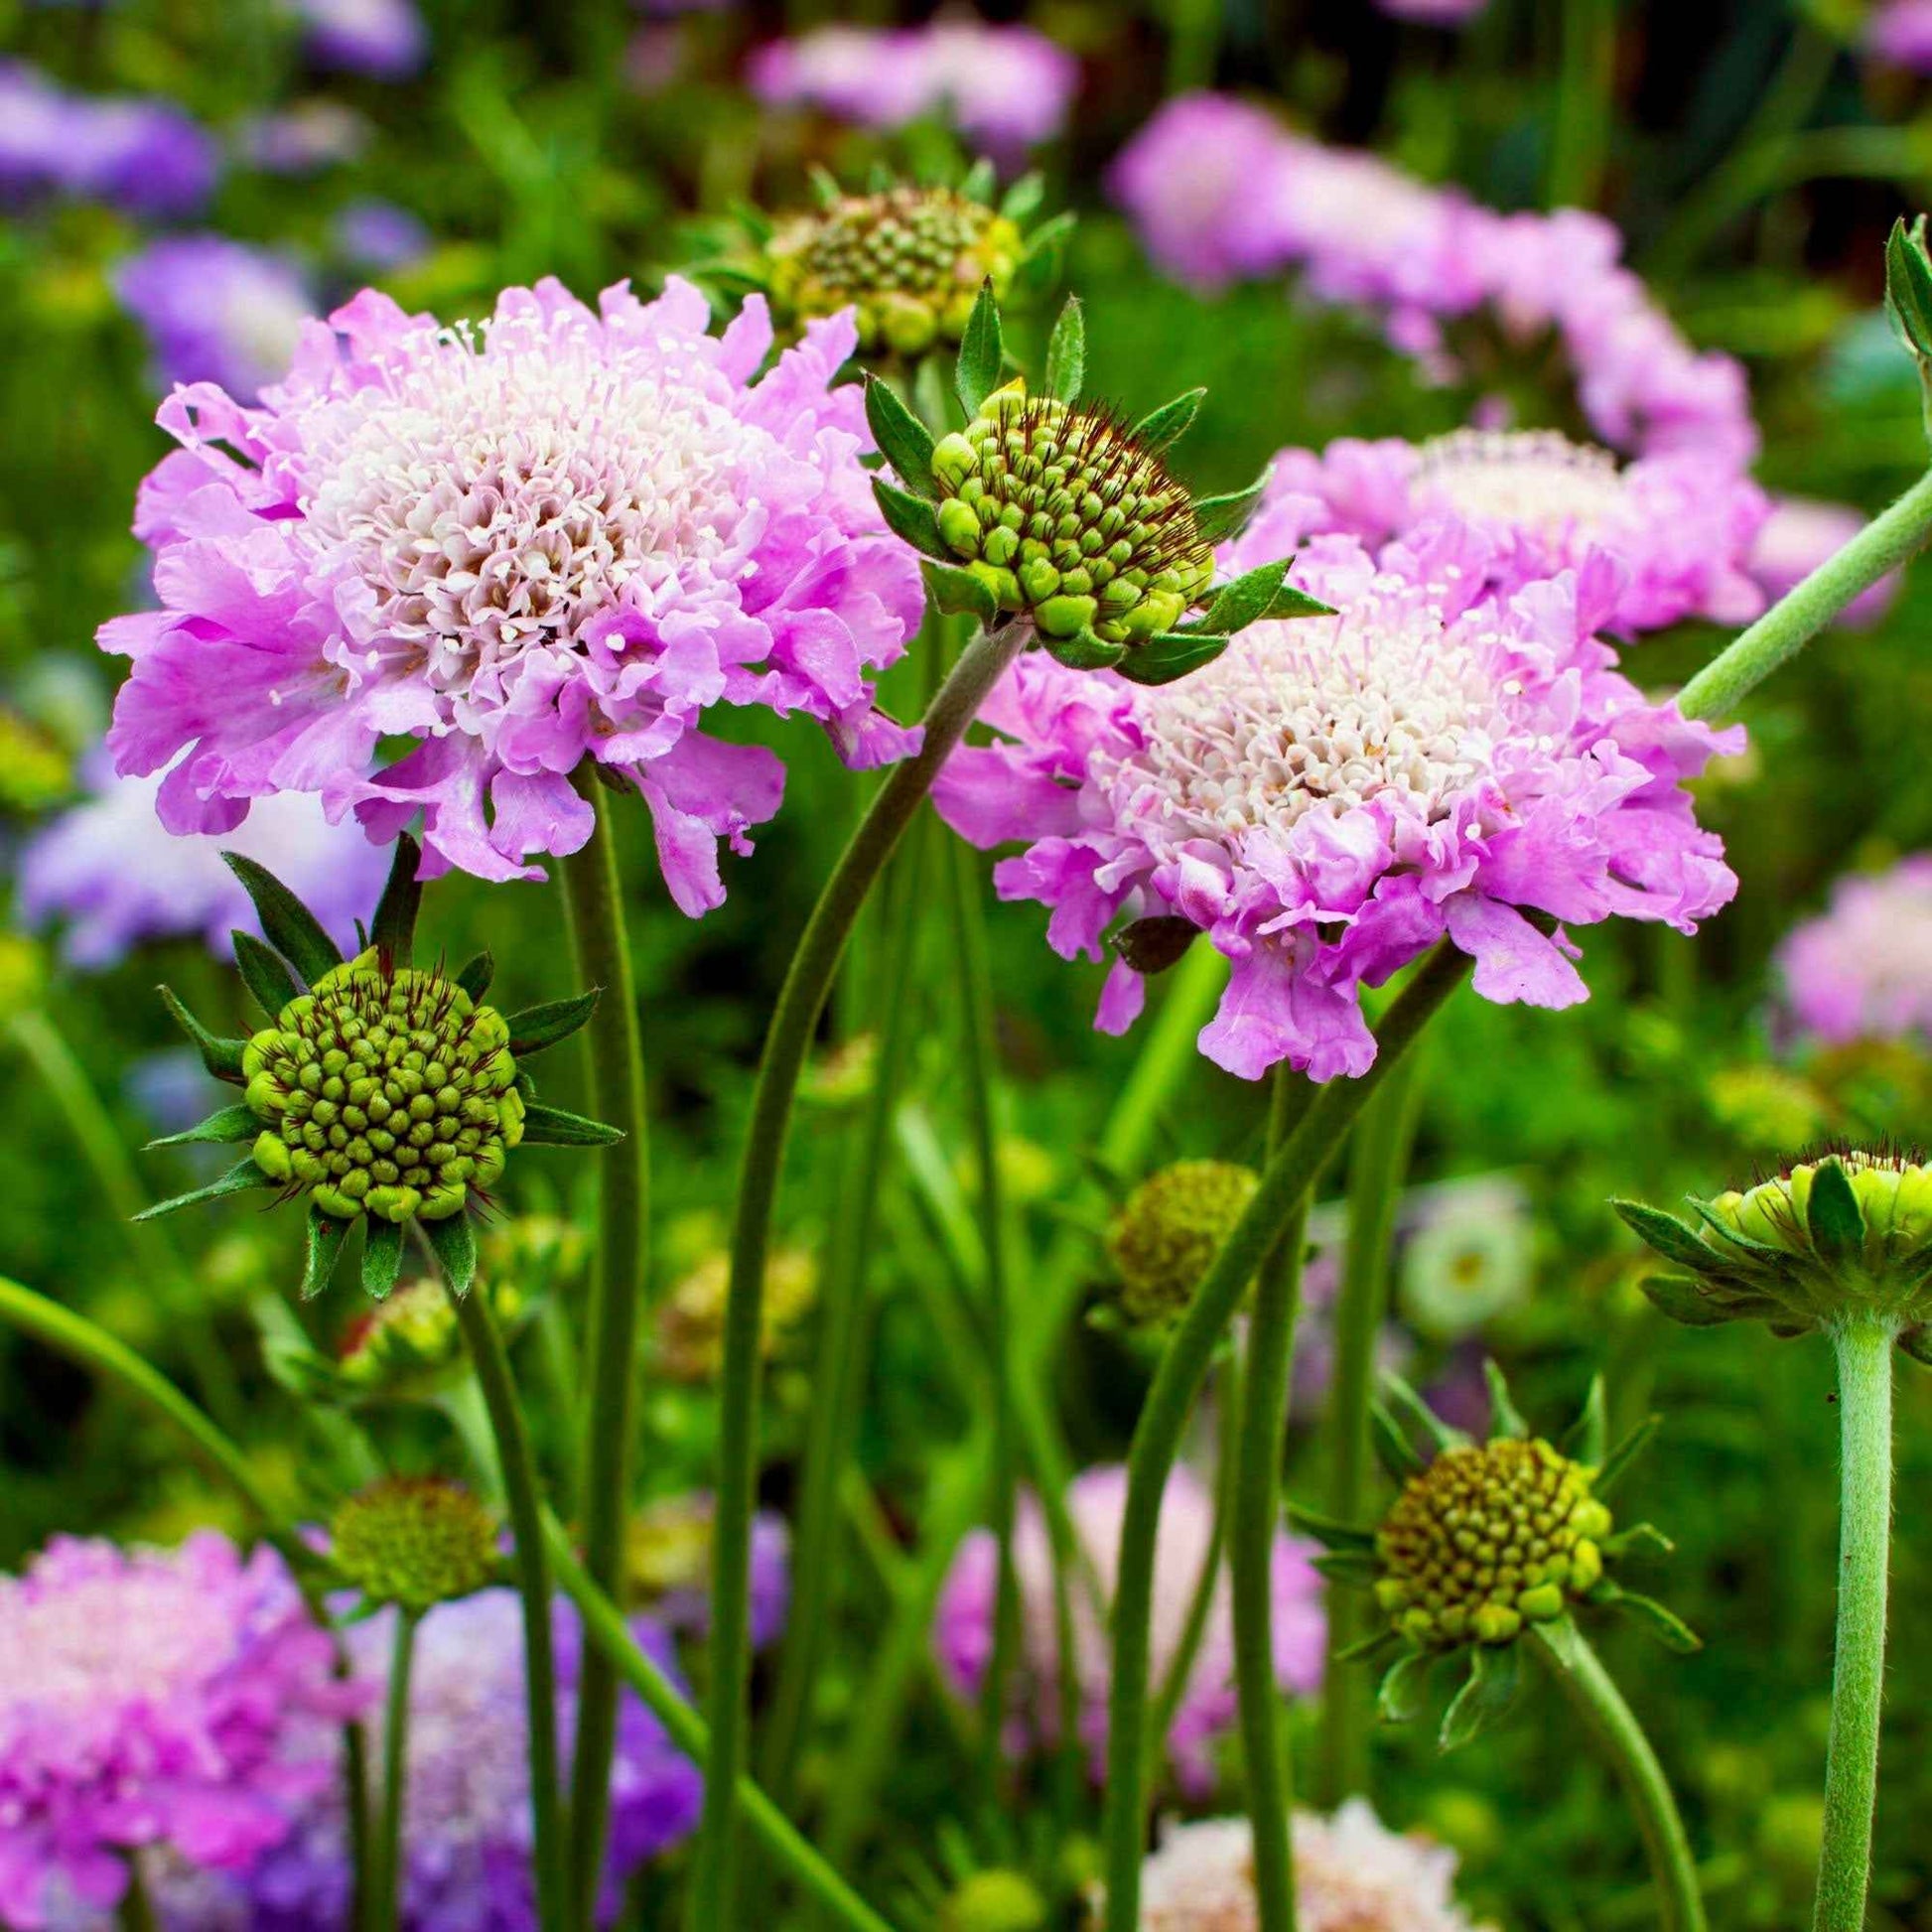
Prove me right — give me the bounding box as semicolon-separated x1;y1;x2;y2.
1378;1648;1434;1725
146;1103;261;1150
1886;215;1932;361
1594;1415;1662;1498
1336;1626;1399;1665
361;1218;405;1301
134;1159;274;1222
1637;1274;1745;1326
456;951;494;1001
1562;1374;1607;1467
1190;477;1266;545
232;931;302;1020
1807;1159;1866;1268
1283;1503;1376;1551
921;560;999;625
1114;633;1228;687
808;164;842;211
1264;584;1335;621
1611;1198;1721;1271
1440;1641;1524;1752
954;280;1004;419
1483;1359;1529;1440
1370;1400;1427;1482
424;1212;477;1297
872;477;948;558
1380;1371;1466;1455
302;1208;351;1301
999;172;1044;224
1045;629;1126;670
504;990;602;1057
520;1102;625;1147
959;157;997;206
1042;295;1084;404
1686;1195;1794;1264
863;375;937;496
1185;560;1287;637
1132;388;1204;456
1602;1522;1675;1559
1607;1588;1703;1654
1312;1549;1381;1585
221;854;343;987
370;832;423;961
158;988;247;1083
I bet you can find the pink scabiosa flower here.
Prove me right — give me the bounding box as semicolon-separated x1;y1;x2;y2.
99;278;922;909
1749;495;1898;628
1775;857;1932;1049
934;1464;1323;1796
934;536;1740;1082
114;237;316;405
1249;430;1766;634
0;1533;360;1932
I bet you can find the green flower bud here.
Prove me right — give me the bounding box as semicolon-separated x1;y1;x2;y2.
1107;1160;1258;1328
336;1274;523;1398
331;1475;498;1612
936;1870;1047;1932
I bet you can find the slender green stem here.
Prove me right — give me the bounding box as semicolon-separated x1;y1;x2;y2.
558;775;649;1928
452;1286;568;1932
1547;0;1615;208
118;1862;159;1932
1231;1066;1313;1932
1314;1052;1427;1806
1165;0;1223;92
371;1608;420;1932
1100;943;1470;1932
691;621;1027;1929
1814;1316;1897;1932
1528;1617;1707;1932
1677;468;1932;722
541;1516;901;1932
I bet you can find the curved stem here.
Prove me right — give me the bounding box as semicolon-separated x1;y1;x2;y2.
1814;1316;1896;1932
1231;1067;1313;1932
1528;1617;1706;1932
117;1862;158;1932
1314;1052;1427;1806
541;1515;900;1932
452;1286;568;1932
559;774;650;1929
371;1608;420;1932
1099;942;1470;1932
690;620;1026;1929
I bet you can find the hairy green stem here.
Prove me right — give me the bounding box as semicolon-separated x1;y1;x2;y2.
1231;1067;1313;1932
558;775;650;1926
691;620;1027;1928
541;1517;900;1932
371;1608;420;1932
118;1863;159;1932
1100;943;1471;1932
1529;1617;1707;1932
1314;1052;1427;1806
453;1286;568;1932
1814;1316;1897;1932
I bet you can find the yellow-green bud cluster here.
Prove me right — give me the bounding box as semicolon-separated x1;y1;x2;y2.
767;188;1022;355
929;383;1215;647
242;949;522;1225
1711;1150;1932;1271
331;1475;498;1612
655;1245;818;1382
1374;1439;1609;1649
937;1870;1047;1932
1108;1160;1258;1327
625;1494;715;1601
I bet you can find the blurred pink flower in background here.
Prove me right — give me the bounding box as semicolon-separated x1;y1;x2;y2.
1749;495;1899;628
1776;857;1932;1048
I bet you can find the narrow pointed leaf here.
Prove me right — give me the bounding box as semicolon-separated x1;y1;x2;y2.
999;172;1044;223
1483;1360;1529;1440
730;200;774;246
808;164;842;211
864;159;893;195
1380;1371;1466;1454
370;832;423;961
1132;387;1204;456
954;280;1004;419
1602;1522;1675;1559
960;157;997;205
147;1103;261;1150
1185;560;1287;637
232;931;302;1019
1263;584;1335;621
1013;212;1074;300
1562;1374;1607;1467
302;1209;351;1301
505;990;602;1057
1311;1549;1381;1585
1611;1199;1720;1270
1886;216;1932;359
1440;1641;1523;1752
158;988;246;1083
1378;1648;1434;1725
864;375;937;496
1687;1195;1793;1264
1637;1274;1735;1326
1114;633;1228;687
872;477;948;558
1335;1626;1400;1665
1284;1502;1376;1551
1042;295;1084;403
520;1102;625;1147
221;854;342;987
1807;1159;1866;1267
424;1212;477;1298
921;560;999;625
1594;1414;1662;1498
1045;629;1125;670
361;1218;405;1301
1190;478;1266;545
1371;1400;1427;1481
1609;1589;1703;1654
133;1158;273;1222
456;951;494;1001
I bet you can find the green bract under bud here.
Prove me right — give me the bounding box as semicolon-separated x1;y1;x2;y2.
244;950;520;1227
331;1475;498;1612
1107;1160;1257;1327
768;187;1023;355
937;1870;1048;1932
1616;1147;1932;1349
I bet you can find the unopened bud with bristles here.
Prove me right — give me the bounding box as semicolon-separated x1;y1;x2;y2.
331;1475;498;1612
1107;1160;1258;1327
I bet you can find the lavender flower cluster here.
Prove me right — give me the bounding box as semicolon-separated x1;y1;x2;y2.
0;62;217;218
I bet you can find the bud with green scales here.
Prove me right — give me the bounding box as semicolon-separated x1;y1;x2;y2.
331;1475;500;1613
1292;1364;1698;1752
1106;1159;1258;1328
138;833;621;1302
864;286;1330;683
937;1869;1048;1932
1615;1144;1932;1355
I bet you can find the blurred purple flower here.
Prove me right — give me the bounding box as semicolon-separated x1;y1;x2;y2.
1775;857;1932;1049
236;101;371;174
1870;0;1932;70
115;236;316;402
934;1463;1323;1797
289;0;428;78
0;63;216;217
1749;495;1898;628
331;199;431;272
1375;0;1491;20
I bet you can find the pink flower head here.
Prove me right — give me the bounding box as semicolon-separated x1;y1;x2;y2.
1775;857;1932;1048
0;1533;362;1931
1248;429;1767;634
99;278;923;910
1870;0;1932;71
935;536;1740;1082
1749;495;1898;628
933;1463;1323;1797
